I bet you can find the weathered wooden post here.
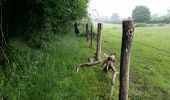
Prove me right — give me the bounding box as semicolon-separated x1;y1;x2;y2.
86;23;89;41
95;23;102;61
90;25;93;48
119;20;134;100
83;24;85;34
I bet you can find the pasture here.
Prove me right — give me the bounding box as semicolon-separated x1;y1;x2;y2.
101;23;170;99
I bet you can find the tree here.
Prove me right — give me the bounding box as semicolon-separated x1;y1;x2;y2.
152;13;159;18
132;5;151;23
99;16;110;23
167;9;170;16
0;0;88;38
0;0;88;48
110;13;120;23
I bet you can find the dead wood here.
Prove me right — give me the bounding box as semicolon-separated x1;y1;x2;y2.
76;53;116;72
76;59;104;72
76;53;118;98
110;71;119;98
95;23;102;61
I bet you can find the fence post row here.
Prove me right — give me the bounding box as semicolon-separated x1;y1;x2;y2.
119;20;134;100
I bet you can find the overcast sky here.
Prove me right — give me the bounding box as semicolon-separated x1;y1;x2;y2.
89;0;170;18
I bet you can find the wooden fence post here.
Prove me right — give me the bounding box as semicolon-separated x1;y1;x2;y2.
86;23;89;41
95;23;102;61
82;24;85;34
90;25;93;48
119;20;134;100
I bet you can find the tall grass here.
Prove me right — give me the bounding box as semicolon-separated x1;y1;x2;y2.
0;24;170;99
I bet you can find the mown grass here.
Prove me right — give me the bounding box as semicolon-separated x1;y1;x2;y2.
0;24;170;100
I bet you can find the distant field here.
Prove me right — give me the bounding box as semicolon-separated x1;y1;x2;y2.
101;23;170;99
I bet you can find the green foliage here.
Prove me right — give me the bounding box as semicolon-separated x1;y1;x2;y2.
2;0;44;36
132;5;151;23
135;23;154;27
43;0;88;32
1;0;88;46
157;23;165;26
0;0;89;99
150;16;170;24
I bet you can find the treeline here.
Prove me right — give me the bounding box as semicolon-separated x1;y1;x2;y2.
0;0;88;47
150;16;170;24
99;6;170;24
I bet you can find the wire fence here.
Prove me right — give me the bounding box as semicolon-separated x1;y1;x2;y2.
111;34;170;56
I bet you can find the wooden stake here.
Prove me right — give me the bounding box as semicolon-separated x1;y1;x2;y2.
86;23;89;41
83;24;85;34
90;25;93;48
95;23;102;61
119;20;134;100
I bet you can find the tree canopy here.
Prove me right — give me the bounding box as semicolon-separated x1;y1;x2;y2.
132;5;151;23
167;9;170;16
1;0;88;40
110;13;120;23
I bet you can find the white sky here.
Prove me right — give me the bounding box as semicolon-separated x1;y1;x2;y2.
89;0;170;18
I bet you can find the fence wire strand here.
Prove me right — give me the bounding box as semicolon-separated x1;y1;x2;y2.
111;34;170;55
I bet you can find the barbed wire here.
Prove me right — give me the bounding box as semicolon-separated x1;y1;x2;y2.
133;41;170;54
111;34;170;55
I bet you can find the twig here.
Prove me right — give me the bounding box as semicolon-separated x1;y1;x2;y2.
0;46;9;65
0;0;7;47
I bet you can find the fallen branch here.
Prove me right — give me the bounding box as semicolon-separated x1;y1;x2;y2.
102;55;118;98
76;58;104;72
110;70;119;98
76;53;118;98
76;53;116;72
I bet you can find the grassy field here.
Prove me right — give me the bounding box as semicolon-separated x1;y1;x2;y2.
101;23;170;99
0;23;170;100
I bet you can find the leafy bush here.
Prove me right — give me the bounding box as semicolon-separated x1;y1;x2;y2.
1;0;88;44
135;23;154;27
0;0;89;99
150;16;170;24
157;23;165;26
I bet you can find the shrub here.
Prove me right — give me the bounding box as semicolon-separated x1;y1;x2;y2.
157;23;165;26
135;23;154;27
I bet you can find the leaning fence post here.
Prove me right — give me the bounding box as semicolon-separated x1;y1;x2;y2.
95;23;102;61
90;25;93;48
119;20;134;100
86;23;89;41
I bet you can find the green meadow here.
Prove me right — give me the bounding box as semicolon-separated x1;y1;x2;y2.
102;24;170;99
0;24;170;100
